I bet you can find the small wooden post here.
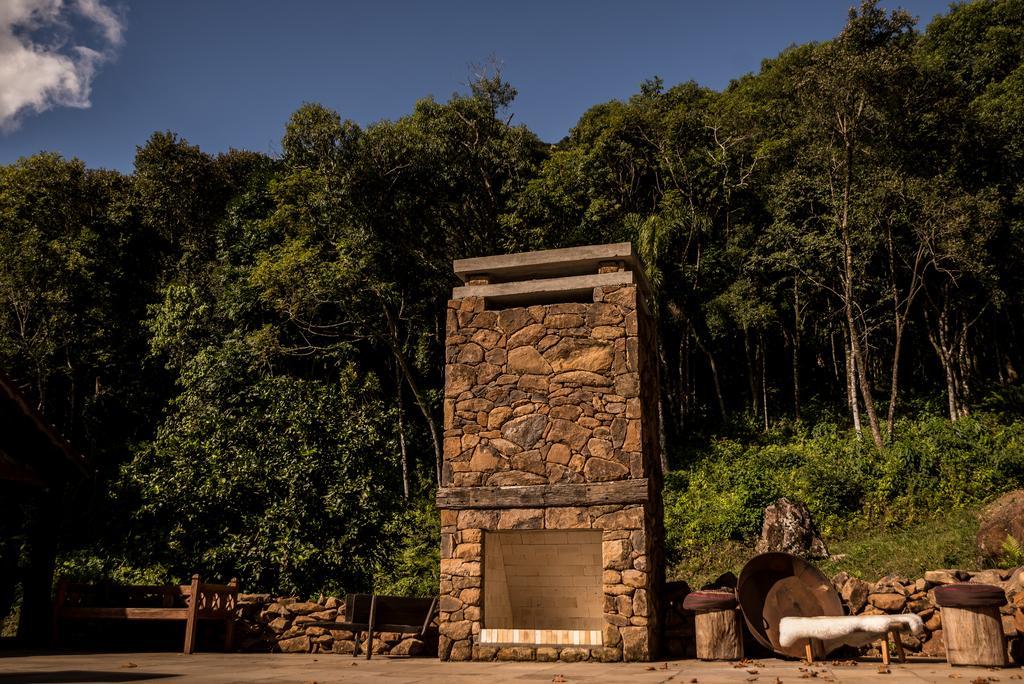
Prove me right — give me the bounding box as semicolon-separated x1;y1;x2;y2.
365;594;377;661
694;608;743;660
943;604;1007;667
890;630;906;662
183;574;201;655
804;640;814;664
880;635;890;666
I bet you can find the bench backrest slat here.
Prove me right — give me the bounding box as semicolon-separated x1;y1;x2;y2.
345;593;435;627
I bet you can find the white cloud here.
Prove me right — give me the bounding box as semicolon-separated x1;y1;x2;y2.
0;0;124;131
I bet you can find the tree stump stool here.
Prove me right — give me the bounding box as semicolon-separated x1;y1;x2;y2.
683;590;743;661
934;583;1008;667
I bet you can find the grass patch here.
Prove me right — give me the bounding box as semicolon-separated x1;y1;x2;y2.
668;508;984;588
820;508;982;580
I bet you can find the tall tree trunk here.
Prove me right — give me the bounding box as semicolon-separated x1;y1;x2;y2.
886;322;903;439
760;333;769;432
846;332;862;438
744;329;759;418
394;364;410;500
793;278;802;422
838;134;883;449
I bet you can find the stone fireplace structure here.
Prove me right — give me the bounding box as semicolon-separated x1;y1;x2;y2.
438;243;664;662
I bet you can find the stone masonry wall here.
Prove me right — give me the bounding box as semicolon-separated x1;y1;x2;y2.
233;594;436;656
440;283;663;662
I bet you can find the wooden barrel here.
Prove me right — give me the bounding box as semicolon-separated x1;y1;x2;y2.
683;590;743;661
935;584;1008;667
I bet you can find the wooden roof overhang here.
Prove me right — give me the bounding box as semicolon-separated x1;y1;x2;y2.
0;373;90;490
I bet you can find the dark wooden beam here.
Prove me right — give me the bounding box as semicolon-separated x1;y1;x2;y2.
436;479;649;509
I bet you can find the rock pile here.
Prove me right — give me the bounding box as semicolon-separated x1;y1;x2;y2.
232;594;434;656
831;567;1023;658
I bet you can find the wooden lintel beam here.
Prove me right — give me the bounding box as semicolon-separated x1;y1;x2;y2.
436;478;649;510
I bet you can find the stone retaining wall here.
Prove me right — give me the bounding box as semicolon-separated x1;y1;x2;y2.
831;567;1023;659
233;594;436;656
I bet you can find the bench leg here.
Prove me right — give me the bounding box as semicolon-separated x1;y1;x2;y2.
891;630;906;663
184;575;200;654
880;635;890;666
805;640;814;664
224;619;235;652
366;595;377;661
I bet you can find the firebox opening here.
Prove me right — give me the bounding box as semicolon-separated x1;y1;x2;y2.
481;530;603;647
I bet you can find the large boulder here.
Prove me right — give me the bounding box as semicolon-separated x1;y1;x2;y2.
977;490;1024;560
754;497;829;558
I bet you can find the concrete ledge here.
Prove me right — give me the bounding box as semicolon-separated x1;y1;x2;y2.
451;271;637;306
454;243;637;283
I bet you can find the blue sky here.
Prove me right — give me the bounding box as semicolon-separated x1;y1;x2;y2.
0;0;953;172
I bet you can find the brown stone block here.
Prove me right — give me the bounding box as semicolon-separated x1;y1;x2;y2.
536;647;559;662
584;457;629;481
587;303;624;326
622;420;641;451
454;543;481;560
592;325;624;340
616;594;634;617
552;370;611;386
469;444;503;470
501;414;548;448
469;310;497;327
546;338;614;373
446;364;477;397
603;539;632;570
620;626;649;661
457;509;498;529
546;313;584;328
560;647;590;662
538;334;560;351
498;508;544;529
550;405;582;420
546;419;590;450
587;437;613;459
595;646;623;662
486;470;547;485
545;506;589;528
497;308;531;334
497;646;536;661
622;569;647;587
594;507;644;530
516;374;549;392
508;323;546;347
471;328;502;350
476;363;502;385
457;343;484;364
633;588;649;617
546;442;571;465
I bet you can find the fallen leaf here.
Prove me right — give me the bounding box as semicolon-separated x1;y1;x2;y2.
646;667;656;671
749;670;760;675
120;663;137;669
552;677;567;683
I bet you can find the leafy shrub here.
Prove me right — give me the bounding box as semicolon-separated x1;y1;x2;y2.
664;412;1024;567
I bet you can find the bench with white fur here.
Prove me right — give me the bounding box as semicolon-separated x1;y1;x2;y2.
779;614;925;664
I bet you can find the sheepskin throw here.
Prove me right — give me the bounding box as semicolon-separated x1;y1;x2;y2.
779;614;925;650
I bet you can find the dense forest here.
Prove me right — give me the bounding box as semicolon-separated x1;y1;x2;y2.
3;0;1024;606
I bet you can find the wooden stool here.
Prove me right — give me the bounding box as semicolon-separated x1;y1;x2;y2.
935;583;1008;667
683;590;743;661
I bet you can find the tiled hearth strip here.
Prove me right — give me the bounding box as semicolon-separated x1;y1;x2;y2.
479;628;603;647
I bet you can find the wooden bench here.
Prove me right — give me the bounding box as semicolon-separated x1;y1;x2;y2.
52;574;238;654
309;593;437;660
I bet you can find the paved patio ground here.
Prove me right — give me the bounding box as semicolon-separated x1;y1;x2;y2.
0;653;1018;684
